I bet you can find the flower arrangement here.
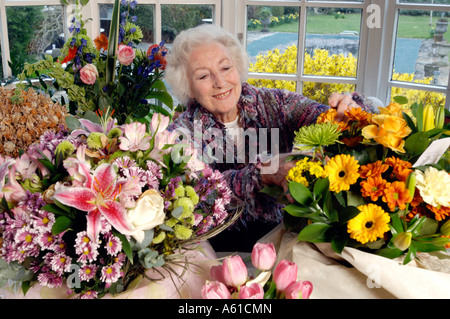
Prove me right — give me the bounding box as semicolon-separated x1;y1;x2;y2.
201;242;312;299
278;97;450;265
0;112;235;299
16;0;173;125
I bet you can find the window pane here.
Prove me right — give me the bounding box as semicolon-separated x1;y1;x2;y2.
303;7;361;77
303;82;355;105
161;4;214;44
399;0;450;4
6;5;64;76
393;9;450;87
391;86;446;108
99;4;154;46
247;78;297;92
247;6;299;74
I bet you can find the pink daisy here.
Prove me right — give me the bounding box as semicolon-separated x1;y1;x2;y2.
100;264;121;284
50;253;72;275
79;264;98;281
104;234;122;256
37;271;63;288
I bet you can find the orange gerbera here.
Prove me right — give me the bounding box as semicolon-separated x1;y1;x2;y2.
94;34;109;51
382;181;412;212
427;204;450;222
385;156;413;181
359;160;389;179
360;176;388;201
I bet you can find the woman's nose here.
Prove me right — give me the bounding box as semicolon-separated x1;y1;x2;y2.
213;73;225;88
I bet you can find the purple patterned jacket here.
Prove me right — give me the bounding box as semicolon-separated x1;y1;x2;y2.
168;83;374;225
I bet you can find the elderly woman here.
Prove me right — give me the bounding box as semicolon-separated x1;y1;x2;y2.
165;24;377;252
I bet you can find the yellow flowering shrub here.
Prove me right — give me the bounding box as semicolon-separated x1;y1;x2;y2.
249;46;446;106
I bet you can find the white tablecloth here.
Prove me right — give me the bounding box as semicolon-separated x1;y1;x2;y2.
258;225;450;299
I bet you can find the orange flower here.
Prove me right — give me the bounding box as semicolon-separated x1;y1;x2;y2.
385;156;413;181
382;181;412;212
147;44;168;70
341;136;363;148
94;34;109;51
427;204;450;222
345;107;372;127
361;114;412;153
359;160;389;179
379;102;403;117
360;176;388;201
61;46;77;64
317;108;338;123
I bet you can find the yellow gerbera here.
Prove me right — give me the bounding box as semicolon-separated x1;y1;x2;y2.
347;204;391;245
324;154;360;193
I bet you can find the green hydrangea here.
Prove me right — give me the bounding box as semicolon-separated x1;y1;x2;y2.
174;185;185;198
108;127;122;139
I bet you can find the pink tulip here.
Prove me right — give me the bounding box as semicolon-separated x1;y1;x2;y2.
239;283;264;299
251;242;277;271
273;260;297;292
201;281;231;299
210;264;225;283
117;44;135;66
284;280;313;299
222;255;248;288
79;64;98;85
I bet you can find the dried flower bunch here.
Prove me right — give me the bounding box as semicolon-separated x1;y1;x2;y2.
0;88;67;157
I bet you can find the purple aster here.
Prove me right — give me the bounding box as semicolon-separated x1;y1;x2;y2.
38;271;63;288
79;264;98;281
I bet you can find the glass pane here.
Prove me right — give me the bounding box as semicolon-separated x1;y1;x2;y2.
247;6;299;74
247;77;297;92
303;7;361;77
303;82;355;105
99;4;154;46
391;86;446;108
6;5;64;76
393;9;450;87
399;0;450;4
161;4;214;45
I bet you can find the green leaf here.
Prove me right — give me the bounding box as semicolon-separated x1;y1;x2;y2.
65;115;81;131
297;223;332;242
405;132;430;156
393;96;409;105
113;230;134;264
106;0;121;84
376;246;404;259
260;185;284;198
338;206;361;224
416;103;424;132
313;178;329;199
146;91;174;109
52;216;73;235
284;204;319;219
263;281;277;299
289;181;313;205
390;213;404;235
331;233;348;254
42;203;69;217
402;111;418;134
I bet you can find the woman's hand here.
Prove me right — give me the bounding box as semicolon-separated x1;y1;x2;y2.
328;92;357;122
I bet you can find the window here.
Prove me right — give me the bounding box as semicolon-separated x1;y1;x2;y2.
0;0;220;79
243;0;365;104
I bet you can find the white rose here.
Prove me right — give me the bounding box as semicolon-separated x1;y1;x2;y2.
128;189;166;243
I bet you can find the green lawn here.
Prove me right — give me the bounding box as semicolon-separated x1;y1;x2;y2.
269;14;450;42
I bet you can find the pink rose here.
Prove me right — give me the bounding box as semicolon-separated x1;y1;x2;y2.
251;242;277;271
239;283;264;299
273;260;297;292
201;281;231;299
222;255;248;288
79;64;98;85
117;44;135;66
284;280;313;299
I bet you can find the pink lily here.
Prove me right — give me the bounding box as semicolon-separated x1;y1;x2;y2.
1;163;27;204
53;163;134;241
63;144;92;187
119;122;151;152
149;113;170;135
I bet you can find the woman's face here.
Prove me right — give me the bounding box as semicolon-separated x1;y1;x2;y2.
187;42;242;123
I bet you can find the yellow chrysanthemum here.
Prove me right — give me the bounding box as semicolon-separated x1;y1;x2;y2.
347;204;391;245
324;154;360;193
286;158;325;187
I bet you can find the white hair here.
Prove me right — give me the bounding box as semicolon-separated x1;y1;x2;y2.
164;24;249;105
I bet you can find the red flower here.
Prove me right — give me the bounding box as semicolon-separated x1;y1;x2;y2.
61;46;78;64
94;34;109;51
